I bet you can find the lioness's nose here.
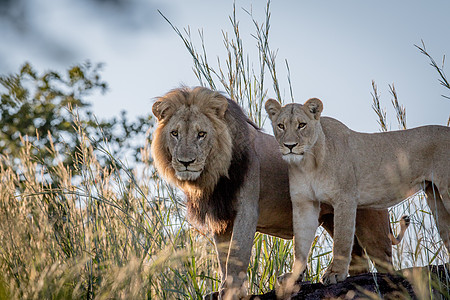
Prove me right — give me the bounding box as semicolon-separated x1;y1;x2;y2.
178;158;196;167
284;143;298;151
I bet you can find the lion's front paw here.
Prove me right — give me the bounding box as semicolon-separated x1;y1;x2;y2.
320;268;348;285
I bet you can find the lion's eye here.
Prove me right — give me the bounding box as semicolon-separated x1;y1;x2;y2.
298;123;306;129
197;131;207;138
277;124;285;130
170;130;178;137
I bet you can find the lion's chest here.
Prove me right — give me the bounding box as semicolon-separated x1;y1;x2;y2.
288;169;335;204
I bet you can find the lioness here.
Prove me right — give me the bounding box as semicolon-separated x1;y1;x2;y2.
151;87;407;298
265;97;449;286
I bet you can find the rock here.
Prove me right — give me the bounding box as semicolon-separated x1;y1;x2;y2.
244;264;449;300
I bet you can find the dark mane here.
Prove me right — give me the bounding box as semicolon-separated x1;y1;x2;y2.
186;97;255;233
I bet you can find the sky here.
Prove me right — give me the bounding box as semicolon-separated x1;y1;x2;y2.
1;0;449;133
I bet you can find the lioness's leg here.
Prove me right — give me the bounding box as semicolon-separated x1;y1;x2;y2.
292;199;320;278
321;201;357;285
319;213;370;275
277;199;319;299
425;183;450;252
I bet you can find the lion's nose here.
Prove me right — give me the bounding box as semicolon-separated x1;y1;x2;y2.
178;158;196;167
284;143;298;151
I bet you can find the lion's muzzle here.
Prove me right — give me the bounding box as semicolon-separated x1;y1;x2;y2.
177;158;196;167
173;158;204;181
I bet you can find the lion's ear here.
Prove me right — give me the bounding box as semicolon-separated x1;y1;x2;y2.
304;98;323;120
207;94;228;118
265;99;281;121
152;99;174;122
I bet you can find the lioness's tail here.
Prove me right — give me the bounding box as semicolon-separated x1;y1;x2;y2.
389;215;410;245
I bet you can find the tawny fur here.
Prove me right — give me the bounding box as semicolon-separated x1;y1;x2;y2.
266;97;450;286
151;87;410;297
152;87;251;233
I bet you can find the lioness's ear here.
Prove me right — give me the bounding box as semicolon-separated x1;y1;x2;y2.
152;99;174;122
265;99;281;121
304;98;323;120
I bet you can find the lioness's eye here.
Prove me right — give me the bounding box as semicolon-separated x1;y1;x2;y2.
170;130;178;137
298;123;306;129
197;131;207;138
277;124;285;130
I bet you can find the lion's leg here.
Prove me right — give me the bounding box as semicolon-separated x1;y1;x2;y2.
425;183;450;253
321;200;357;285
354;209;393;273
219;159;260;299
203;230;232;300
219;206;258;300
348;237;370;275
213;228;233;284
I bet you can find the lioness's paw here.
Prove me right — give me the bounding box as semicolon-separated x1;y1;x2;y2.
276;272;304;287
216;287;247;300
275;272;304;299
276;272;291;286
320;269;348;285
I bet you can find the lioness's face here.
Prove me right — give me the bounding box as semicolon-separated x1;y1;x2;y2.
164;106;217;181
265;98;323;163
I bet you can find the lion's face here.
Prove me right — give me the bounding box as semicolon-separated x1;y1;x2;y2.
151;87;233;190
265;98;323;163
163;106;218;181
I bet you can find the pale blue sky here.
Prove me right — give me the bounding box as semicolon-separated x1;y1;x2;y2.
1;0;449;133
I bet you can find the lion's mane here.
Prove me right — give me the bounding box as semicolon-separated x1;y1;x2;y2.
151;87;256;233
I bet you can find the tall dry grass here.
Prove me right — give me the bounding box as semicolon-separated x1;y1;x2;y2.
0;111;223;299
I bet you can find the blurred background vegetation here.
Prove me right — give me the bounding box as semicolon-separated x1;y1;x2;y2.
0;1;449;299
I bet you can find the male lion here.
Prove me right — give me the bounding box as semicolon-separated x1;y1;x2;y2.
151;87;407;298
265;97;449;286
